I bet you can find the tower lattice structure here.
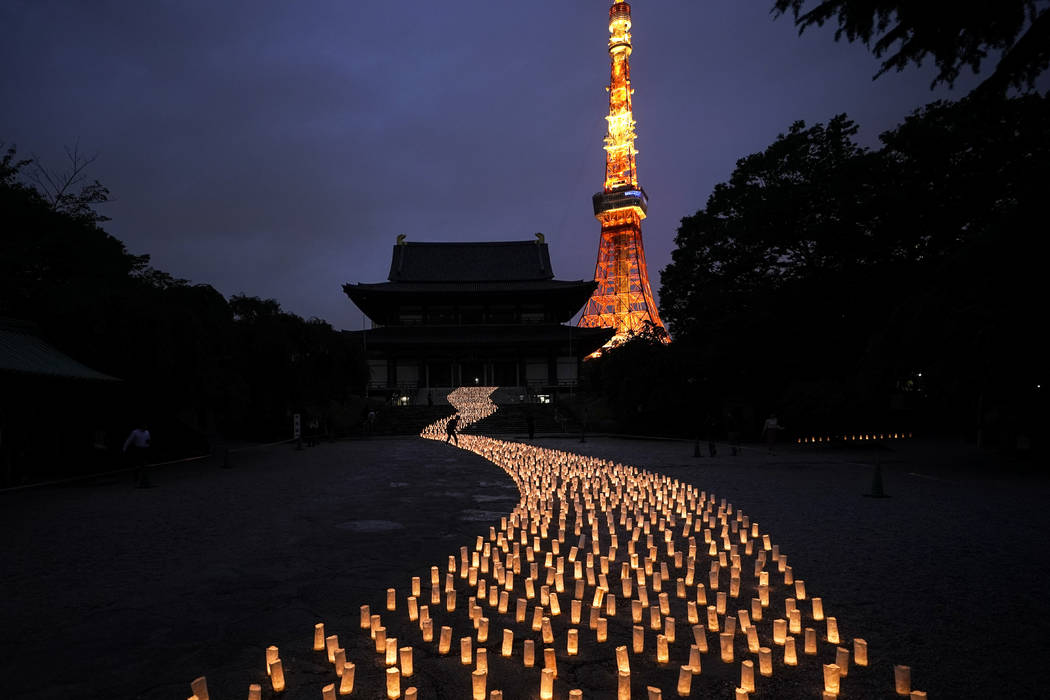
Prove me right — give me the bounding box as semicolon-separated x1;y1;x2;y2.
578;0;667;345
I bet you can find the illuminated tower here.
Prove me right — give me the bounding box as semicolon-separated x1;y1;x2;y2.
578;0;667;344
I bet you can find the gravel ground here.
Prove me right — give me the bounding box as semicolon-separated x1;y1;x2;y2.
2;434;1044;699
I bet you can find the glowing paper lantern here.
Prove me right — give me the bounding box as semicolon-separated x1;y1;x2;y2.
439;626;452;654
784;637;798;665
676;665;692;696
597;616;608;642
314;623;326;650
265;646;279;675
540;669;555;700
339;663;355;695
447;589;457;612
734;689;748;700
374;627;387;654
740;659;756;692
804;628;817;655
326;635;339;663
812;597;824;621
333;648;346;674
472;670;487;700
524;639;536;667
386;667;401;699
720;632;734;663
408;596;418;622
322;683;336;700
460;637;473;665
385;638;398;666
646;686;662;700
387;588;397;611
478;617;490;644
616;645;631;673
568;628;580;655
854;638;868;666
422;619;434;642
572;599;583;624
794;580;806;600
191;677;209;700
248;684;261;700
542;617;554;644
758;647;772;676
400;647;414;677
826;617;839;645
502;629;514;657
822;664;840;695
894;665;911;695
835;646;849;677
633;625;645;653
618;670;631;700
909;692;927;699
773;619;787;646
569;691;583;700
656;634;669;663
270;660;285;692
691;624;708;653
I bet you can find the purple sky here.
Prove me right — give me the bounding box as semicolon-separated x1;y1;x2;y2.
2;1;981;330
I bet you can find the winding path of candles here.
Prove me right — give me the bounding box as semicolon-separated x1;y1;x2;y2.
189;387;923;699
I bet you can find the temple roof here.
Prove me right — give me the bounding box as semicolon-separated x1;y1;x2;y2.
0;319;118;381
345;324;614;355
387;240;554;282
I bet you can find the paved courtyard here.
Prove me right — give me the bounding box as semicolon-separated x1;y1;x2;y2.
2;432;1046;698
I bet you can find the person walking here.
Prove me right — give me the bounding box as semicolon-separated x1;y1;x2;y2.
445;414;460;446
123;423;152;488
762;413;783;455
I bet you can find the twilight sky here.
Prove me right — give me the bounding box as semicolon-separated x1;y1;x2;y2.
2;1;981;330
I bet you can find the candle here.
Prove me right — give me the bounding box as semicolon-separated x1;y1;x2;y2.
439;626;452;654
422;619;434;642
647;687;662;700
854;638;868;666
408;596;418;622
314;623;326;650
616;645;631;673
597;616;608;642
339;663;355;695
478;617;490;644
322;684;336;700
460;637;472;665
524;639;536;667
740;659;755;692
794;579;806;599
804;628;817;655
325;635;339;663
618;670;631;700
691;624;708;653
385;638;398;666
656;634;669;663
568;628;579;655
502;628;514;657
758;647;772;676
676;665;692;696
835;646;849;677
270;660;285;692
265;646;279;675
822;664;840;695
375;627;386;653
720;632;734;663
248;684;261;700
387;588;397;611
746;625;759;653
472;670;487;700
633;625;645;653
812;597;824;621
894;665;911;695
400;647;414;677
826;617;839;644
784;637;798;665
540;669;555;700
544;647;557;677
191;677;209;700
386;667;401;699
333;649;346;674
773;619;787;645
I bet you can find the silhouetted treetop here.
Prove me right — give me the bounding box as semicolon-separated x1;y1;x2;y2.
772;0;1050;95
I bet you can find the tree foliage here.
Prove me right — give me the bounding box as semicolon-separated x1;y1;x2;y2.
1;144;368;443
654;95;1047;440
772;0;1050;95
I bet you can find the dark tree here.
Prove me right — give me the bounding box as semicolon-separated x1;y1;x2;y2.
772;0;1050;95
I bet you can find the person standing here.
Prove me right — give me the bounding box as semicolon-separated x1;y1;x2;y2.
445;414;460;446
123;423;151;488
762;413;783;455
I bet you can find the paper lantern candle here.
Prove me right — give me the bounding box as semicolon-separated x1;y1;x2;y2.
339;663;355;695
676;666;692;696
385;638;398;666
386;667;401;699
322;684;336;700
568;628;580;655
740;660;756;692
854;638;868;666
191;677;209;700
502;629;514;657
374;627;386;654
472;670;487;700
784;637;798;666
894;665;911;695
314;623;326;650
618;670;631;700
266;646;279;675
633;626;645;653
656;634;669;664
248;684;261;700
422;619;434;642
524;639;536;667
544;647;558;677
822;664;840;695
772;619;787;646
387;588;397;611
460;637;473;665
270;660;285;692
812;597;824;621
616;645;631;673
720;632;734;663
333;648;346;674
804;628;817;655
439;626;452;654
826;617;839;645
540;669;555;700
758;647;772;677
400;647;414;677
598;616;609;642
835;647;849;677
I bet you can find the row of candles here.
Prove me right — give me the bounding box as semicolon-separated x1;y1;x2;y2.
797;433;913;444
188;387;924;698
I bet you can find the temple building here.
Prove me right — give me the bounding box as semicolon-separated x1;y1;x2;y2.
343;238;613;399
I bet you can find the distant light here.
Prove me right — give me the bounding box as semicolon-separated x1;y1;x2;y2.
917;372;923;377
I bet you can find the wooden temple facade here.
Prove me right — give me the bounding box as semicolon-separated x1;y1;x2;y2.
343;239;612;398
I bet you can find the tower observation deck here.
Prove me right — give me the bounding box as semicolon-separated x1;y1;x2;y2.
578;0;667;346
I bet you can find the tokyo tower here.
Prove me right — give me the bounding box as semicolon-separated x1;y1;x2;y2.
578;0;667;345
